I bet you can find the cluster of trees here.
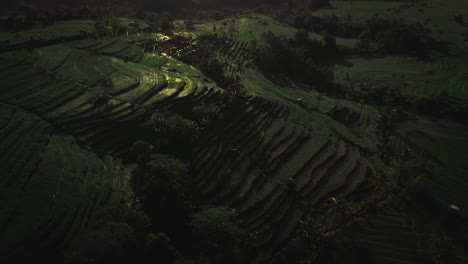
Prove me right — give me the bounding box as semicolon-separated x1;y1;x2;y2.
358;15;446;58
134;0;329;10
64;208;152;264
279;11;446;60
142;112;199;160
108;84;255;262
191;206;250;263
0;5;57;32
286;13;364;38
260;0;329;11
98;136;250;263
94;12;140;38
128;141;193;248
65;200;249;264
136;11;173;32
164;8;237;22
0;4;172;34
411;93;468;123
0;5;133;33
181;34;246;94
64;118;253;263
251;30;340;94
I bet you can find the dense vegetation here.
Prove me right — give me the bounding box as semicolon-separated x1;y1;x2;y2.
1;0;467;264
251;29;338;93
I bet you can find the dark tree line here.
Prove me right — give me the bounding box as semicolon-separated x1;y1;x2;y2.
181;34;245;93
288;13;365;38
0;5;126;32
1;0;329;13
63;101;252;263
251;30;340;94
358;15;447;59
278;10;447;60
0;5;57;32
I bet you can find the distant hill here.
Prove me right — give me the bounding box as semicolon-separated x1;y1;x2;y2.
0;0;329;9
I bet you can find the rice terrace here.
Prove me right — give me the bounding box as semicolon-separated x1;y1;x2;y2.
0;0;467;263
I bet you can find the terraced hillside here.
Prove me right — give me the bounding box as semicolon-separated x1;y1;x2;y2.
0;34;225;261
0;103;133;262
192;98;374;255
348;200;433;264
0;29;388;262
398;117;468;211
217;40;254;79
0;38;219;153
1;2;468;262
187;2;468;262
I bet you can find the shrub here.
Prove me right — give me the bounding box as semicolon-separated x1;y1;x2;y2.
65;222;136;264
143;154;188;198
192;103;224;126
126;210;151;234
180;34;236;88
165;114;198;139
139;154;192;242
129;140;154;164
251;30;337;93
144;233;180;263
191;206;248;264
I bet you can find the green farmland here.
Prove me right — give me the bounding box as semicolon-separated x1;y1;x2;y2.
1;1;467;263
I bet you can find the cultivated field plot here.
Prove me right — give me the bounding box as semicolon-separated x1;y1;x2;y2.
0;32;384;259
335;54;468;98
398;117;468;213
242;69;379;152
0;35;222;261
347;201;433;264
192;96;375;257
0;103;132;261
0;38;219;154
